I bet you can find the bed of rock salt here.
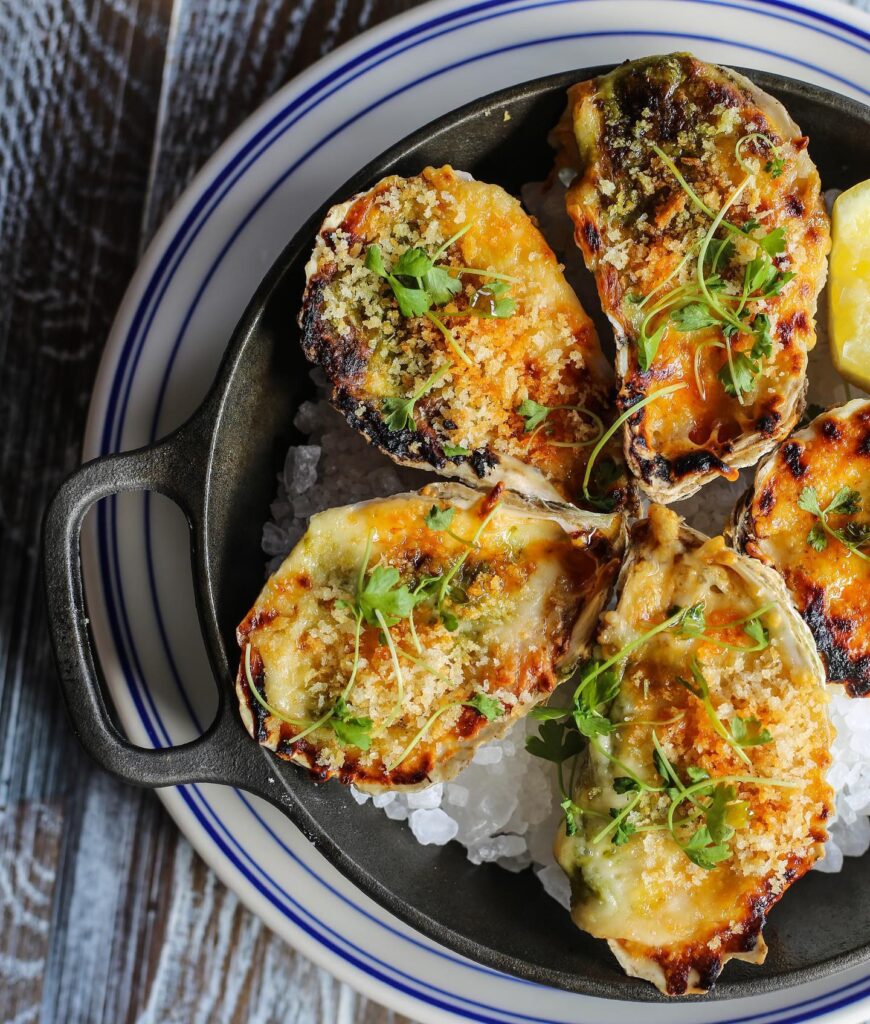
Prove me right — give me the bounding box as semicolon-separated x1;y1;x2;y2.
261;183;869;900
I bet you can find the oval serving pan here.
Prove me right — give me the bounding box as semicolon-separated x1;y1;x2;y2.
43;67;870;1001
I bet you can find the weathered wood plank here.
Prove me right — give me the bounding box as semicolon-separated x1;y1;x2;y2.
141;0;418;239
0;0;422;1020
0;803;62;1024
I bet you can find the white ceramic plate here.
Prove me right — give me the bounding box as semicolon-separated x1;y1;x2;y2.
81;1;870;1020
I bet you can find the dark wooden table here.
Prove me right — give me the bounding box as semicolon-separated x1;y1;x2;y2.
0;3;420;1021
3;2;867;1022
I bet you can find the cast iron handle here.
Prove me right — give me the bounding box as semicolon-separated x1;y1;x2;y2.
42;416;263;791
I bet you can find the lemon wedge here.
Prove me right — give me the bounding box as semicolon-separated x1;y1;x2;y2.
829;180;870;392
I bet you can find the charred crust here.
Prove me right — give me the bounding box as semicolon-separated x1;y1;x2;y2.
802;588;870;697
238;646;270;742
754;407;781;437
820;418;843;441
669;449;734;481
781;441;807;479
333;387;449;471
581;219;602;254
470;446;498;478
758;483;775;516
785;193;805;218
776;311;808;347
857;429;870;457
300;274;370;385
237;606;278;646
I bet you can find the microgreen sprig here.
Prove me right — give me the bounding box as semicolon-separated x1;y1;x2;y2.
365;224;518;369
516;399;604;449
382;364;450;432
798;486;870;562
640;138;794;392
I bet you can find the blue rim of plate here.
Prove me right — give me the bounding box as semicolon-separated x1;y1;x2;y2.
90;1;870;1020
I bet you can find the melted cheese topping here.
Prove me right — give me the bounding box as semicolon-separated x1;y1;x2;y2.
555;505;832;995
739;399;870;697
301;165;626;505
236;483;623;790
554;54;830;500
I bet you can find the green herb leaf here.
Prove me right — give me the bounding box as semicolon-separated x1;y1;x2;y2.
681;825;733;870
751;313;773;360
686;765;711;783
423;265;463;305
526;717;585;765
330;697;373;749
842;521;870;547
827;486;862;516
743;614;769;649
516;399;550;432
613;776;641;794
382;395;417;432
798;486;823;518
530;705;572;721
358;566;417;628
704;238;735;273
765;156;785;178
390;278;432;318
382;365;448;433
464;692;504;721
364;244;388;278
471;281;516;318
718;351;759;398
763;270;795;297
637;319;667;372
393;246;434;278
425;504;456;531
443;443;470;457
678;602;707;639
703;784;738;844
807;522;828;552
610;809;637;846
440;609;459;632
730;715;773;747
670;302;720;332
758;226;787;258
561;798;582;837
799;486;869;560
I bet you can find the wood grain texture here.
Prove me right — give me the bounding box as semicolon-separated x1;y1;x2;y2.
2;1;867;1022
0;1;420;1021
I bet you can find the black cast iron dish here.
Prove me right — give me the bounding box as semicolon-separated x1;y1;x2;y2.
44;67;870;1001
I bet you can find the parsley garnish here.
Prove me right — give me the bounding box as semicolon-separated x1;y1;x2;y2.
730;715;773;748
516;399;550;432
671;302;719;333
516;399;604;450
766;156;785;178
330;697;373;749
464;692;504;721
364;225;518;368
382;364;449;433
798;486;870;562
442;443;470;458
425;504;456;531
